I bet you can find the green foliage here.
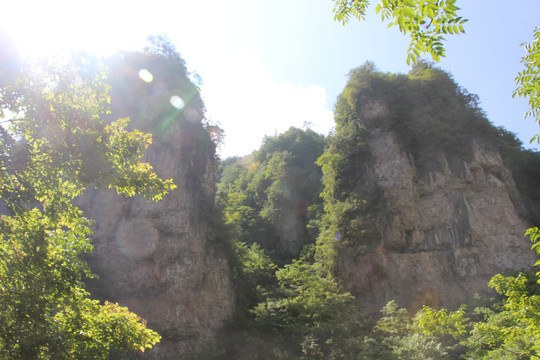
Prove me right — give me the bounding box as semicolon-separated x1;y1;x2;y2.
527;227;540;271
0;53;170;358
416;305;468;339
216;127;326;258
368;300;455;360
216;157;269;246
496;128;540;215
514;26;540;143
184;251;360;360
252;257;354;330
255;127;326;167
345;61;499;158
313;63;384;276
295;308;367;360
233;240;277;284
418;290;539;359
228;239;277;325
333;0;467;64
209;127;367;359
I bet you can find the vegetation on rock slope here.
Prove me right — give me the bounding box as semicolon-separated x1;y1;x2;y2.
190;62;540;360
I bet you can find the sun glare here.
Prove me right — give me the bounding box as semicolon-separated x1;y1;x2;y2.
2;1;150;59
3;0;337;158
170;96;185;110
138;69;154;83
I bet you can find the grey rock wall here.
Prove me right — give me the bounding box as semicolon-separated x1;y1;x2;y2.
79;121;234;358
338;128;536;312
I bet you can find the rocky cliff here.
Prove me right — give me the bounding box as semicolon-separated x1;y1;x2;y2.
338;128;536;312
332;63;538;313
78;48;234;358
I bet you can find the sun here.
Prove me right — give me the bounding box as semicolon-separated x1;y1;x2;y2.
2;0;148;59
3;1;78;58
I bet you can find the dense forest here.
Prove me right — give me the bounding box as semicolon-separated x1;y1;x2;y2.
2;27;540;360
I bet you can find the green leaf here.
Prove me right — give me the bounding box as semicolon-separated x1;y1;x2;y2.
398;15;405;29
403;7;416;19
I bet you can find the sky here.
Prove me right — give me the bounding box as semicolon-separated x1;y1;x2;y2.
2;0;540;158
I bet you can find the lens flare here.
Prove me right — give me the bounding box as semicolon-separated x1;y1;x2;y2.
138;69;153;82
115;219;158;259
170;95;185;109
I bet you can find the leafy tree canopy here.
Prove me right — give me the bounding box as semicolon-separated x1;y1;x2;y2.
216;127;326;258
514;26;540;142
333;0;467;64
0;37;175;358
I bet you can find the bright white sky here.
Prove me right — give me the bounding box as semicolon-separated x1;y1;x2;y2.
3;0;540;158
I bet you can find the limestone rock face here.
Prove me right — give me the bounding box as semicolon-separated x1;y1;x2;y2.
338;128;536;312
79;121;234;358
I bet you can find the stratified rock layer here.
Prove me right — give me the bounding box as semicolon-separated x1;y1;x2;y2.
338;127;536;312
79;121;234;358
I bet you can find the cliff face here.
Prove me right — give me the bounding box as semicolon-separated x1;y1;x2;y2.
337;110;536;313
80;120;234;358
81;124;234;358
78;49;235;358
